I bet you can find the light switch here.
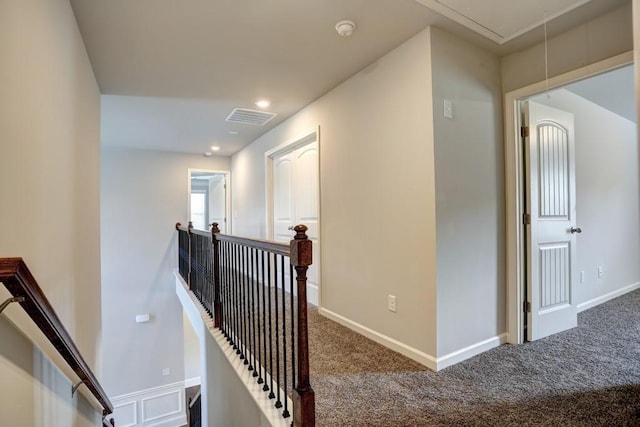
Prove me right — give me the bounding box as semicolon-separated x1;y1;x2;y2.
444;99;453;119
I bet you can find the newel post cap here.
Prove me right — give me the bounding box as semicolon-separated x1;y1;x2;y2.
290;224;312;267
293;224;308;240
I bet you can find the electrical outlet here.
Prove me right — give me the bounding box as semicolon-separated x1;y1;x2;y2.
162;368;170;376
388;295;397;313
598;266;604;279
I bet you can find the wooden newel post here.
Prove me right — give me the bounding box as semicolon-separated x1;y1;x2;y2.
211;222;222;328
187;221;194;289
290;224;315;427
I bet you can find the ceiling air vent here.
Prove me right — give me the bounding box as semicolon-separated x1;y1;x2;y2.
226;108;277;126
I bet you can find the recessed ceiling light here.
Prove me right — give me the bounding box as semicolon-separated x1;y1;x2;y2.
255;99;270;109
229;131;239;135
203;152;212;157
211;146;220;151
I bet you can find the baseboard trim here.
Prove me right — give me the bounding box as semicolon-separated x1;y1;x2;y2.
307;283;319;306
110;381;186;427
318;308;509;372
318;307;438;370
435;334;508;371
577;282;640;313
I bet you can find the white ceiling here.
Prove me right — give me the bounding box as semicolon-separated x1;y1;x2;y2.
69;0;629;156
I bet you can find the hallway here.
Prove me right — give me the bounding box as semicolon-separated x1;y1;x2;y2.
309;290;640;426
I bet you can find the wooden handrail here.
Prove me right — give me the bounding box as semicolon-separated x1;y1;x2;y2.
215;233;290;257
176;222;289;256
0;258;114;418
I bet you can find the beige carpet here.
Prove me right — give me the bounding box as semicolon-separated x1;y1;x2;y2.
308;290;640;426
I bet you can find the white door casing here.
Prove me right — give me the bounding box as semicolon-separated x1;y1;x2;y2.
209;175;227;233
524;101;578;341
504;53;632;345
188;169;231;233
266;129;320;306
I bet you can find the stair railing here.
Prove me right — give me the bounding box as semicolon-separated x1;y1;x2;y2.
175;222;315;427
0;258;114;425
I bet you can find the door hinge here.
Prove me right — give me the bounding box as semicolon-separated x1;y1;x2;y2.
524;301;531;313
522;213;531;225
521;126;529;138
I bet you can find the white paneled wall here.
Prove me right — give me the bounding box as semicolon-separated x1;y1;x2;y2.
111;382;186;427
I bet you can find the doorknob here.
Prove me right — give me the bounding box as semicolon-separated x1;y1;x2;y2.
570;227;582;234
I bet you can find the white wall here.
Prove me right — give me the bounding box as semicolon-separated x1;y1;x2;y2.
531;89;640;305
100;147;230;397
635;0;640;126
183;311;201;384
502;2;634;93
0;0;102;424
430;28;505;358
232;28;438;361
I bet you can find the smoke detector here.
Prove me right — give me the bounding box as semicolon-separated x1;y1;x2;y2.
335;20;356;37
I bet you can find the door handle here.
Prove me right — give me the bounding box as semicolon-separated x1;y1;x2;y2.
570;227;582;234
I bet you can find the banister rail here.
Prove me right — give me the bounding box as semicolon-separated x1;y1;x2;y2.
175;221;315;426
0;258;114;422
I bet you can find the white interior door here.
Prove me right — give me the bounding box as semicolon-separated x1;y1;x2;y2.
524;101;578;341
270;137;320;305
209;175;227;233
273;151;294;242
293;141;319;302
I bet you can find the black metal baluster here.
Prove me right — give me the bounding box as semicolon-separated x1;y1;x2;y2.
210;236;215;319
259;250;266;388
233;244;242;355
191;235;197;301
242;246;249;364
290;262;296;411
222;241;230;338
267;252;275;399
248;247;255;373
281;254;289;418
238;243;245;357
227;242;234;343
254;248;263;383
227;241;233;342
274;253;282;409
240;245;246;361
207;235;213;315
197;237;203;307
196;237;201;306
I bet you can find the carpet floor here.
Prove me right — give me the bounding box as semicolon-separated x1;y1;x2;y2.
308;290;640;426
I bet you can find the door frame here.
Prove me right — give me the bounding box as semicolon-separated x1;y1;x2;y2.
264;127;320;239
504;52;633;345
264;126;321;304
187;168;232;233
